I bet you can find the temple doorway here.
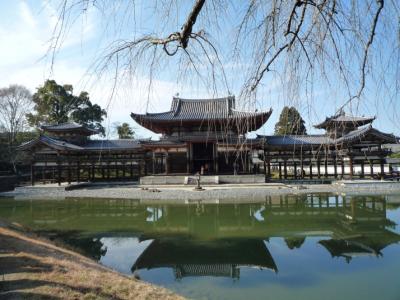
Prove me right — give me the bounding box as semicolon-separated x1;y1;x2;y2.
192;142;215;174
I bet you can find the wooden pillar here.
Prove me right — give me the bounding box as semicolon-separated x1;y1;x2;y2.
153;152;156;174
300;157;304;179
186;146;190;174
333;157;337;179
341;159;345;178
267;151;271;180
165;151;170;175
189;143;193;173
380;157;385;179
107;162;110;180
42;165;46;184
283;160;288;179
130;162;134;179
349;155;354;179
370;160;374;178
278;162;282;179
294;162;297;179
317;159;321;179
263;148;267;180
31;164;35;186
67;161;71;184
77;160;80;182
122;163;126;179
102;164;105;179
360;160;364;178
214;143;219;174
91;161;95;181
309;160;313;179
137;161;141;176
243;150;248;174
324;158;328;178
57;154;61;186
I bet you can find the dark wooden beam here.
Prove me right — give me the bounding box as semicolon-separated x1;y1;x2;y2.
380;157;385;179
263;148;267;182
67;160;71;184
165;152;170;175
153;152;156;174
333;157;337;179
283;160;287;179
300;158;304;179
57;154;61;186
341;159;345;179
370;160;374;178
360;161;364;178
77;160;80;182
324;157;328;178
31;164;35;186
349;155;354;179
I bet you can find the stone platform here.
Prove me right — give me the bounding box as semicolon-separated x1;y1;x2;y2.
139;174;266;185
334;179;400;189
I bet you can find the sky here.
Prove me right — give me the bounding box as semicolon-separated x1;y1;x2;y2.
0;0;399;139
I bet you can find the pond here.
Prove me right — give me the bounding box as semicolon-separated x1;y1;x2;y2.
0;194;400;300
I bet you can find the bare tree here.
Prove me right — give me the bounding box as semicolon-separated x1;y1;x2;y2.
49;0;399;118
0;85;33;172
0;85;32;144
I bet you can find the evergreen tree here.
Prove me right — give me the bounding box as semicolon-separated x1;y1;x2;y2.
26;80;107;135
116;122;134;139
274;106;307;135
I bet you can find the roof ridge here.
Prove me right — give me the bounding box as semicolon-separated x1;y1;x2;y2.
231;107;272;113
131;111;173;116
173;95;235;102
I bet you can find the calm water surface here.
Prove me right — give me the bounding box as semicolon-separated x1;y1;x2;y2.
1;194;400;300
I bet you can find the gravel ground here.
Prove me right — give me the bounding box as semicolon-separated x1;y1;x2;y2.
2;181;400;201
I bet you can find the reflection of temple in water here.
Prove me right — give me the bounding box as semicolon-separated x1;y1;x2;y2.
131;195;400;278
133;238;277;279
0;194;399;278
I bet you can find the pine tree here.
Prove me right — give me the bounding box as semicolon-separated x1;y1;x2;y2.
27;80;107;135
274;106;307;135
116;123;134;139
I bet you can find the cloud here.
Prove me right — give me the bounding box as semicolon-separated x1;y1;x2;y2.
19;1;37;28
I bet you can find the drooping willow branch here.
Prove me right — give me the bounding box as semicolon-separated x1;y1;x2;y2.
337;0;385;112
50;0;398;116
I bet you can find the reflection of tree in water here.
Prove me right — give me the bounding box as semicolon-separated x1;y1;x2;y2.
284;237;306;250
46;231;107;261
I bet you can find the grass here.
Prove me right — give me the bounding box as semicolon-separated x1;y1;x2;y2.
0;221;184;300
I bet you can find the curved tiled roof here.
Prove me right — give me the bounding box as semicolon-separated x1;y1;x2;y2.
18;135;84;151
258;126;398;147
18;136;143;152
264;135;333;146
314;112;375;129
41;122;99;135
84;139;142;150
131;96;272;122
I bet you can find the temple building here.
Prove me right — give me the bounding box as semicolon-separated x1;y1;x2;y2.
18;95;398;185
18;123;145;185
131;96;272;174
259;111;398;180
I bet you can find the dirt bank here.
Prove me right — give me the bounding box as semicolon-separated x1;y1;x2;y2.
0;221;184;300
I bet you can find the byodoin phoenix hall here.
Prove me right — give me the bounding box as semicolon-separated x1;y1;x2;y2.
19;96;399;185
